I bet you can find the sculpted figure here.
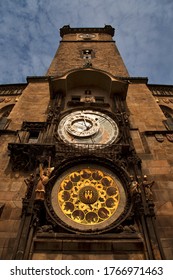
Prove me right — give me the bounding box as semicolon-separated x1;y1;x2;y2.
129;175;140;196
143;175;154;201
24;173;35;199
35;164;54;201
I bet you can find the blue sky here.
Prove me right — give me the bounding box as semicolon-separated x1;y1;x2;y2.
0;0;173;85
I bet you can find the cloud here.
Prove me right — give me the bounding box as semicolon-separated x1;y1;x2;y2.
0;0;173;84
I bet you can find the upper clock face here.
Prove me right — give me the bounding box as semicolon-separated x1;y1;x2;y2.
79;33;96;40
57;110;119;147
51;164;126;232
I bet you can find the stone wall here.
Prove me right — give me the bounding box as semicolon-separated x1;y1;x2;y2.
46;34;129;77
8;81;50;130
127;82;173;259
0;80;50;259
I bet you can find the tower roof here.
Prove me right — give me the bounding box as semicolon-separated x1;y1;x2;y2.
60;25;115;37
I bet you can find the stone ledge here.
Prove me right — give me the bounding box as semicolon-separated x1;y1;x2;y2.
33;233;143;252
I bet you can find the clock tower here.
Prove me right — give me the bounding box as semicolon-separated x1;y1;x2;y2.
2;25;171;260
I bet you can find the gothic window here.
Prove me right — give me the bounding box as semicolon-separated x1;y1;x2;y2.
163;118;173;130
0;104;14;129
160;105;173;130
0;117;8;130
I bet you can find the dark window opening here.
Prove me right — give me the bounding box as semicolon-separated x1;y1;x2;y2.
85;90;91;95
160;105;173;130
28;131;39;144
71;96;81;102
163;118;173;130
163;111;171;119
95;97;104;103
0;117;8;129
82;49;94;60
0;203;5;217
0;104;14;129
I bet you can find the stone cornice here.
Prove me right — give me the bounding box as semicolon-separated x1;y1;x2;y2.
60;25;115;37
118;77;148;84
26;76;50;83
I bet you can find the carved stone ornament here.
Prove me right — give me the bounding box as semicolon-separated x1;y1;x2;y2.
24;173;35;199
8;143;55;171
44;158;132;234
143;175;154;201
22;122;47;131
35;164;54;201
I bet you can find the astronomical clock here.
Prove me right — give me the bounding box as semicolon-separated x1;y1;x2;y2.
57;110;119;147
44;102;131;234
46;164;128;233
10;25;163;260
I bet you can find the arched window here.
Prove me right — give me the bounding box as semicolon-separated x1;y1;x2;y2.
160;105;173;130
0;104;14;129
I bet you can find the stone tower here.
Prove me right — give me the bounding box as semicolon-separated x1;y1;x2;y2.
0;25;173;260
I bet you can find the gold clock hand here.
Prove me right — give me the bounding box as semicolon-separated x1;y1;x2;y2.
83;116;89;130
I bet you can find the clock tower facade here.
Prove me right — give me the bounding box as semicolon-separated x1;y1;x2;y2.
1;25;172;260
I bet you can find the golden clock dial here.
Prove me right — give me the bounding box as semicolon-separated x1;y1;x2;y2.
57;110;119;147
51;164;126;232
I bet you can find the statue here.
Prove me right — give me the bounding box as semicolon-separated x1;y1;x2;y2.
129;175;140;196
37;225;54;233
35;159;54;201
143;175;154;201
24;173;35;199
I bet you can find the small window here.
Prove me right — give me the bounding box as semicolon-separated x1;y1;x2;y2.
83;49;92;59
85;90;91;95
95;97;104;103
82;49;94;60
71;96;81;102
0;203;5;217
0;117;10;130
28;131;39;144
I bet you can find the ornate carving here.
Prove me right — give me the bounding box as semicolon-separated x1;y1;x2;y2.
47;107;60;123
114;111;129;126
149;85;173;96
54;167;121;227
128;175;144;216
8;143;55;171
24;173;35;199
143;175;154;201
35;163;54;201
22;122;47;131
37;225;54;233
83;61;92;68
0;84;25;96
43;156;132;234
123;225;136;233
129;175;141;197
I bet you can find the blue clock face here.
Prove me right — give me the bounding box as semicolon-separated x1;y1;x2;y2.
58;110;119;147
